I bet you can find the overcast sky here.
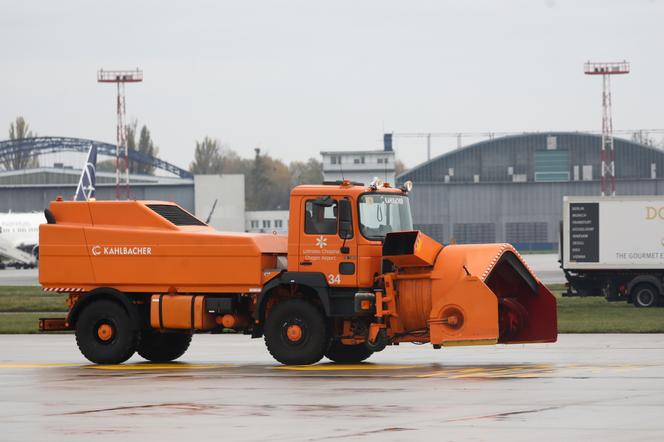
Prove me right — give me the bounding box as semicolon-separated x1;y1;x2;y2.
2;0;663;170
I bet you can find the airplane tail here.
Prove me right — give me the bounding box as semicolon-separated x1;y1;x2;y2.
73;144;97;201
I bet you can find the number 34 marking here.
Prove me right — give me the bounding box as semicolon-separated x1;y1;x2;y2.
327;274;341;284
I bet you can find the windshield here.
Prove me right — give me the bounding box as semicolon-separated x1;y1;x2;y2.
358;194;413;240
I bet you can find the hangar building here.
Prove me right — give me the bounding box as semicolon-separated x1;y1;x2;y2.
396;132;664;251
0;168;245;232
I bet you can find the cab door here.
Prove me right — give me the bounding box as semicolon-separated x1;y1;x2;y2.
298;196;357;288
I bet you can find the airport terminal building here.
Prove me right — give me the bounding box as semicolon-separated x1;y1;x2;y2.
397;132;664;251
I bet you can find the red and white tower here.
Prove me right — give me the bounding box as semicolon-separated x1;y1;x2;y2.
97;68;143;199
584;61;629;196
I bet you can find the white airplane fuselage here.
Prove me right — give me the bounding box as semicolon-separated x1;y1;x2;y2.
0;212;43;251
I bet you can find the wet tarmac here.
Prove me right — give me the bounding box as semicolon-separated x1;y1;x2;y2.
1;334;663;441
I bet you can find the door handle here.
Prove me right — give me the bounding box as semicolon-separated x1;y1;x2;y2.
300;261;313;266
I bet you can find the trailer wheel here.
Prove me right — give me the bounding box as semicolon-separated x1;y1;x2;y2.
325;340;373;363
75;299;139;364
138;331;192;362
632;283;660;308
264;299;327;365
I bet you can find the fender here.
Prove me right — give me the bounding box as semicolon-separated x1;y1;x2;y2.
627;274;663;297
252;272;331;337
68;287;141;329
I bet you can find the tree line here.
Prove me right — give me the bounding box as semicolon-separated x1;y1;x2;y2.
189;137;322;210
2;116;323;210
2;116;408;211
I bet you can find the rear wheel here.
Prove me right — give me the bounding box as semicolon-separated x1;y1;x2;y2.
75;299;139;364
138;331;192;362
264;299;328;365
632;283;660;308
325;340;373;363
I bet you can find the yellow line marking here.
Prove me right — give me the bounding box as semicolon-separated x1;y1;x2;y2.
0;362;237;370
0;363;79;369
85;363;236;370
274;363;419;371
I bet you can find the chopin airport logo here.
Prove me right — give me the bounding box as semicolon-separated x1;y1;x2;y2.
91;245;153;256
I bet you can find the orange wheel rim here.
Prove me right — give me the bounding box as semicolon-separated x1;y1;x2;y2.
97;323;115;342
286;324;303;342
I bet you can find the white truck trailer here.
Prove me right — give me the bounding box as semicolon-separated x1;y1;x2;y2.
561;196;664;308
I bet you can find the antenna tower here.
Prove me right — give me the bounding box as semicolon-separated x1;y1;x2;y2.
97;68;143;199
584;61;629;196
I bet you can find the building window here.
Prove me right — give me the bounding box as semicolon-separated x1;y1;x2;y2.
582;165;593;181
330;155;341;165
275;219;283;228
377;158;384;164
452;223;496;244
250;220;259;228
534;150;570;182
262;220;271;228
304;199;337;234
506;222;548;244
354;156;365;164
414;224;444;243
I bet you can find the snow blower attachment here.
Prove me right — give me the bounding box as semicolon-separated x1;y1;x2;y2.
379;231;557;347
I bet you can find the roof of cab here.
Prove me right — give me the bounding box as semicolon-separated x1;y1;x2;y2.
290;182;405;197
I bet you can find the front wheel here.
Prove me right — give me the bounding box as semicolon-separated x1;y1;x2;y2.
325;340;373;363
138;331;192;362
633;283;660;308
75;299;139;364
264;299;328;365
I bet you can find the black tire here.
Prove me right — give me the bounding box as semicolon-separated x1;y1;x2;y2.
264;299;328;365
632;283;660;308
138;331;192;362
325;340;373;363
75;299;139;364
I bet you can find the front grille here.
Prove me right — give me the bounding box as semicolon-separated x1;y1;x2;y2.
147;204;206;226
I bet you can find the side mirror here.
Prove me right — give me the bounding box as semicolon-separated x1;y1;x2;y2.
338;199;353;239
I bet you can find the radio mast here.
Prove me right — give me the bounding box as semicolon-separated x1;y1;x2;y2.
97;68;143;199
584;61;630;196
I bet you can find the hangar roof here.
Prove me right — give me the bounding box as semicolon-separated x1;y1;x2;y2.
397;132;664;184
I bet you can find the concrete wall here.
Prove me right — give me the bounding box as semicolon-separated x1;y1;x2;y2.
322;150;395;185
245;210;289;234
193;174;245;232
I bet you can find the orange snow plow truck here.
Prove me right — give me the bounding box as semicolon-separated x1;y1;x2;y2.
39;180;557;365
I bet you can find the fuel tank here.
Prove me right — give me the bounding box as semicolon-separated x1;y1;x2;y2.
382;231;557;346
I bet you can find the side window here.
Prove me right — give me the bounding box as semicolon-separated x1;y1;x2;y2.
304;199;338;234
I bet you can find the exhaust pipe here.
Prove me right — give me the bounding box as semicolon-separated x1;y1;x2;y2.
382;231;557;347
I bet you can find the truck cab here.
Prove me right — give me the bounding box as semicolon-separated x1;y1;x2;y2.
287;180;412;289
